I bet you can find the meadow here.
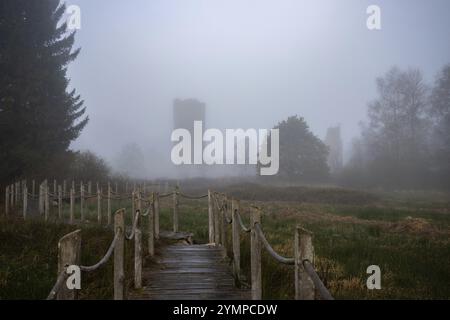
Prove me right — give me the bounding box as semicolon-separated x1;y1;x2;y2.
1;185;449;299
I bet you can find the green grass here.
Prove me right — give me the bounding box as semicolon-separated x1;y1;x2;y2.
1;188;449;299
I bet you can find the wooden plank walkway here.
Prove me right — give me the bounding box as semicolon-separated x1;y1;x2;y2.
130;244;250;300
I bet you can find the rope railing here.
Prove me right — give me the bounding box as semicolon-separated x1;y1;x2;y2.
6;179;332;301
254;223;295;265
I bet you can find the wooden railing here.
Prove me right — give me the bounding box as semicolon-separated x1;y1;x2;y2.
4;180;332;300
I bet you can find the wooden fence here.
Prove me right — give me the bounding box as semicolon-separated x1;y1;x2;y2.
4;179;333;300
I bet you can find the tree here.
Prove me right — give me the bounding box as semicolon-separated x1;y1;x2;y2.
0;0;88;184
430;64;450;187
114;143;148;178
360;67;431;187
69;151;110;183
261;115;329;182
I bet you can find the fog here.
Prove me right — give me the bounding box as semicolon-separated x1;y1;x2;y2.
66;0;450;179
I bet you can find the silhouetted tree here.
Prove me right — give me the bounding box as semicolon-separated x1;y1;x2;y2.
69;151;110;183
261;115;329;182
430;64;450;187
0;0;88;184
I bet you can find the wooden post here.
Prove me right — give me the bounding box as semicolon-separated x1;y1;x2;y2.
208;190;214;243
250;207;262;300
45;184;49;221
220;198;227;256
57;230;81;300
63;180;66;197
70;188;74;223
58;186;62;219
5;186;9;216
53;179;57;196
107;184;111;225
114;210;125;300
135;226;143;289
15;182;19;206
97;188;102;224
294;226;315;300
214;197;220;245
232;199;240;281
80;183;85;222
154;193;160;239
173;187;179;232
72;180;75;193
23;186;27;219
149;196;155;256
38;183;42;214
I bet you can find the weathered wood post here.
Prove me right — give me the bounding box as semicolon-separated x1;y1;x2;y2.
154;192;160;239
107;183;112;225
53;179;57;196
57;230;81;300
63;180;66;197
114;210;125;300
294;226;315;300
58;186;62;219
70;188;74;223
148;195;155;256
5;186;9;216
220;198;227;256
173;186;179;232
11;183;15;208
97;187;102;224
80;183;85;222
45;184;50;221
214;196;220;245
135;213;142;289
232;199;241;281
208;190;214;243
250;207;262;300
23;185;27;219
15;182;19;206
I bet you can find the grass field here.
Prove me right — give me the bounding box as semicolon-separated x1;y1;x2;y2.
1;185;449;299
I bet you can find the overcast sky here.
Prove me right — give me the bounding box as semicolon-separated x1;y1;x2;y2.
65;0;450;176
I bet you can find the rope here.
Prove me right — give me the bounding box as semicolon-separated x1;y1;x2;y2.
254;223;295;265
158;192;174;198
303;260;334;300
80;232;120;272
46;268;68;300
179;192;208;200
125;210;140;240
236;211;251;233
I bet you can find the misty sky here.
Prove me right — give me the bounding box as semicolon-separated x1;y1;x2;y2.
65;0;450;176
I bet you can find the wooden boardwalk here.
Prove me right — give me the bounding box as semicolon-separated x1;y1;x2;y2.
130;244;251;300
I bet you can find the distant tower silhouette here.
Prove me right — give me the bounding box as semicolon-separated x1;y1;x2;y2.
173;98;206;178
324;126;343;174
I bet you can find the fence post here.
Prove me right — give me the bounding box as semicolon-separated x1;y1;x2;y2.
58;186;62;219
53;179;57;196
5;186;9;216
23;186;27;219
114;210;125;300
232;199;240;282
214;196;220;245
173;186;179;232
57;229;81;300
208;190;214;243
45;184;49;221
154;192;160;239
148;194;155;256
63;180;66;198
70;188;74;223
97;188;102;224
135;224;142;289
107;184;111;225
80;183;85;222
294;226;315;300
250;207;262;300
220;198;227;256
